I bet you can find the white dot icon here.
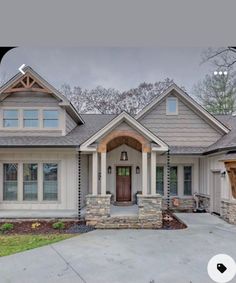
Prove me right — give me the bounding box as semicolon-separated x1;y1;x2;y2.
219;71;223;75
224;71;228;75
214;71;218;75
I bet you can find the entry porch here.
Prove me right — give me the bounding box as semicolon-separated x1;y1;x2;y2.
80;112;169;228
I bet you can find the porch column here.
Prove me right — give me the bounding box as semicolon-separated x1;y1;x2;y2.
142;152;148;195
92;152;98;195
101;152;107;195
151;151;156;195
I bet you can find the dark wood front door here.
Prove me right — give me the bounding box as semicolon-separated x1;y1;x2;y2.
116;166;131;202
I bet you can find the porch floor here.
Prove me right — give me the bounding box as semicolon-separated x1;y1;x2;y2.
110;204;138;216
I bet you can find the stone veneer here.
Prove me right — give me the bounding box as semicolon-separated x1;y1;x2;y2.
85;194;163;229
162;197;195;212
137;194;162;228
85;195;111;226
221;201;236;225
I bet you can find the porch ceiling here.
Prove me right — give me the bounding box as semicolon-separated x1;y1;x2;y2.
107;136;142;152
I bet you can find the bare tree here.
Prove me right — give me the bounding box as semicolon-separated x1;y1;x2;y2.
60;78;174;115
193;69;236;114
202;47;236;68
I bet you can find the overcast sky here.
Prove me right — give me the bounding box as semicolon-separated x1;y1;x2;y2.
0;47;214;94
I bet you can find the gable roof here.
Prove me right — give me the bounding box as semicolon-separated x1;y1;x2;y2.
135;83;230;134
80;111;169;151
0;66;84;125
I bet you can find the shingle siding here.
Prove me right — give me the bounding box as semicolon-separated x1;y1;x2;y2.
139;94;222;146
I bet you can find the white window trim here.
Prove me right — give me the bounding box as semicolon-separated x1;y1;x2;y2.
23;109;39;129
166;97;178;115
183;165;193;196
0;160;61;204
156;163;194;198
0;107;62;131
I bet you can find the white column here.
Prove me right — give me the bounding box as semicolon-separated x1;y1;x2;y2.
142;152;148;195
101;152;107;195
92;152;98;195
151;151;156;195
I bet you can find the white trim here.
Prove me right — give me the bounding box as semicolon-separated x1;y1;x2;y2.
1;160;61;203
80;111;169;151
166;97;178;115
0;106;62;132
136;84;229;134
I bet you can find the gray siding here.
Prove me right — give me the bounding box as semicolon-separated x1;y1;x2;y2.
1;91;59;107
66;112;77;134
139;94;222;146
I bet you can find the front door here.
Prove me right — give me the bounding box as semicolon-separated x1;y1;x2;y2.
212;171;221;215
116;166;131;202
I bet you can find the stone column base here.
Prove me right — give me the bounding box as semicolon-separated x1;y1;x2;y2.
85;194;111;226
137;194;162;228
221;201;236;225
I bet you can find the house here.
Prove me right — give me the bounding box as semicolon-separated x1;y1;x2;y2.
0;66;236;227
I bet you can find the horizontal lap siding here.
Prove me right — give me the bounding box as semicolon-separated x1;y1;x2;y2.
140;95;222;146
2;92;59;107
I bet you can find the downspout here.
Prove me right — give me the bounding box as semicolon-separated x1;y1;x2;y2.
78;150;81;222
167;149;170;210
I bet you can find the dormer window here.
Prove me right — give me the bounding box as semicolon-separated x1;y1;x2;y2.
166;97;178;115
3;110;18;127
24;110;39;128
43;110;59;128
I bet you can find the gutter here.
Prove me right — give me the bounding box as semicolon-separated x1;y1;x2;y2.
203;146;236;155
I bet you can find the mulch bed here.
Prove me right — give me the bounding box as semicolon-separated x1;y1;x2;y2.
0;211;186;234
0;220;86;235
162;211;187;229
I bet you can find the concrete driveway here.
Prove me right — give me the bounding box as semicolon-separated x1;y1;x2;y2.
0;213;236;283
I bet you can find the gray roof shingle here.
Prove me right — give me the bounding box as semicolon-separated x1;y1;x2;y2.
203;115;236;154
0;114;116;147
1;113;236;155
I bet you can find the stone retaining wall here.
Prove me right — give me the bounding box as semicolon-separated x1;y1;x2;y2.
162;197;195;212
85;195;111;226
221;201;236;224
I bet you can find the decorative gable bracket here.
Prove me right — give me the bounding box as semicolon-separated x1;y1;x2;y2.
4;74;52;94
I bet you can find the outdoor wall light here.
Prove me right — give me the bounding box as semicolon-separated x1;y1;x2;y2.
221;171;226;178
136;166;140;174
108;166;112;174
120;151;128;161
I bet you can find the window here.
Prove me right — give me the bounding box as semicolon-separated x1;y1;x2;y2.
23;164;38;200
166;97;178;115
117;167;130;176
43;110;59;128
43;163;58;200
3;110;18;127
156;166;164;195
170;166;178;195
184;166;192;195
23;110;39;127
3;164;18;200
